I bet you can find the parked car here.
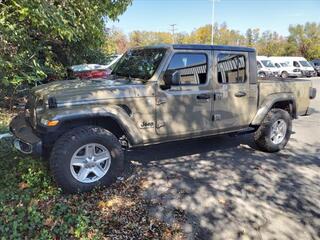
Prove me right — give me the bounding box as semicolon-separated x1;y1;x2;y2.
256;56;279;78
106;54;123;70
310;59;320;76
10;44;317;193
68;55;123;80
270;57;316;77
269;57;302;78
69;64;111;79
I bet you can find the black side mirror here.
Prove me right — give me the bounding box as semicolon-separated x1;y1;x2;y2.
163;70;181;88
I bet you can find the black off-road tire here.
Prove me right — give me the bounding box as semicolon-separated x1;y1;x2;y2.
50;126;124;193
254;108;292;152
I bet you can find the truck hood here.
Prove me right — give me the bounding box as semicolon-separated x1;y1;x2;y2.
32;79;151;105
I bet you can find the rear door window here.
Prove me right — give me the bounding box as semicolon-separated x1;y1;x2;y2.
217;53;247;84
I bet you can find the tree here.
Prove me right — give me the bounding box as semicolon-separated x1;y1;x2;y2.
246;28;260;47
186;23;245;46
188;24;212;44
129;31;172;47
255;31;288;56
287;22;320;60
0;0;132;86
103;27;128;54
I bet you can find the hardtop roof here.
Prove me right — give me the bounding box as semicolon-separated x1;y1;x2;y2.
138;44;256;53
172;44;255;52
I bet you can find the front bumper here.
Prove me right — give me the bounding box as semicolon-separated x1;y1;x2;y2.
9;115;42;156
301;70;317;77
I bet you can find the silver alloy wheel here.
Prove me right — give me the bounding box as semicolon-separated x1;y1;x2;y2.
270;119;287;145
70;143;111;183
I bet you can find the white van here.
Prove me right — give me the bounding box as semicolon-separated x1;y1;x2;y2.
256;56;279;78
269;57;302;78
269;56;316;77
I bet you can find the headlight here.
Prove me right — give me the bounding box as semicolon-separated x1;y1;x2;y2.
40;118;59;127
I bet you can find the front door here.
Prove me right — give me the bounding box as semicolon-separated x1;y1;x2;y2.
212;51;252;130
156;52;212;136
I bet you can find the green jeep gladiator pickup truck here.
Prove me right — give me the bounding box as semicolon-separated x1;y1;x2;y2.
10;44;317;193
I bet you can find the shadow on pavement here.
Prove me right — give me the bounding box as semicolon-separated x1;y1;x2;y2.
126;134;320;240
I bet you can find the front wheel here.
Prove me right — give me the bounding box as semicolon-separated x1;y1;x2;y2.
254;108;292;152
50;126;124;193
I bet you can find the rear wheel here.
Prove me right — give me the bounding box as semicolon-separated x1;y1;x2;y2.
254;108;292;152
50;126;124;193
281;71;288;78
258;72;266;78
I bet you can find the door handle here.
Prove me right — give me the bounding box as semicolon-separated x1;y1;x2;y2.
234;91;247;97
196;94;211;100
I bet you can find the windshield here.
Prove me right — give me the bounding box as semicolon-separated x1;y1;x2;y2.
112;48;167;80
280;62;289;67
299;61;311;67
261;60;275;68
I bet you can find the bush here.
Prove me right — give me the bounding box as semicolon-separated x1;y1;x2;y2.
0;0;132;95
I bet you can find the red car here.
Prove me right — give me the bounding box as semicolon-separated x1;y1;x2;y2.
69;64;112;79
69;55;122;80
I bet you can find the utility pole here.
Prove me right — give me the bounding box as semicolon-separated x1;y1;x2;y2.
211;0;215;45
170;24;177;44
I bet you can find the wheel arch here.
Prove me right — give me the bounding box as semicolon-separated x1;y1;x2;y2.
41;107;143;147
251;94;297;126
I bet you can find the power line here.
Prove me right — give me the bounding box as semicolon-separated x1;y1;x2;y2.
170;24;177;44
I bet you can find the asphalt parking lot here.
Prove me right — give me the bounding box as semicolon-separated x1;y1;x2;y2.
127;78;320;240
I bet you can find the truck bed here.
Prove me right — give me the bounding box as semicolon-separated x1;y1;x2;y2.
258;77;312;115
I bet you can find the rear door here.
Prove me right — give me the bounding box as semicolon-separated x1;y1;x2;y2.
212;51;252;130
155;51;213;136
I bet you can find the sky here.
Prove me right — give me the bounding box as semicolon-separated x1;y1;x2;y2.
109;0;320;36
